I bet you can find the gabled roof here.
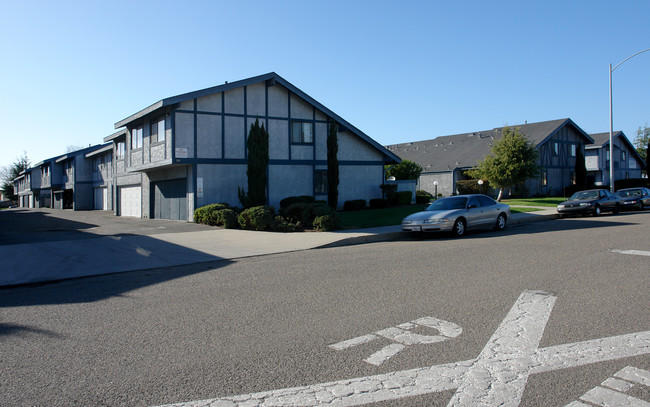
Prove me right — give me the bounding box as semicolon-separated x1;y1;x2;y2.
114;72;400;163
386;118;593;173
587;131;645;166
55;144;111;163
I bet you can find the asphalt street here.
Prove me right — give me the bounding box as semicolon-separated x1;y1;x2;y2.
1;211;649;406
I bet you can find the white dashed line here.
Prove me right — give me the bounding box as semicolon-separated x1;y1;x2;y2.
611;249;650;257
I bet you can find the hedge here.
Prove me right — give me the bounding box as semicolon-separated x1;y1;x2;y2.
415;190;433;204
194;203;236;226
343;199;366;211
395;191;412;205
238;206;276;231
280;195;315;210
456;179;490;195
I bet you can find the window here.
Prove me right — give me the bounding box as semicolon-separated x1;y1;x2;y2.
570;171;576;185
621;151;626;161
131;127;143;150
151;117;165;143
553;142;559;156
116;141;125;159
292;121;313;144
541;170;548;186
314;170;327;195
570;144;576;157
477;196;496;207
606;149;610;161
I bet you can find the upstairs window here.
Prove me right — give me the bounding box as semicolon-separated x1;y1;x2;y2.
116;141;125;159
621;151;626;161
151;117;165;143
552;142;559;156
570;144;576;157
541;170;548;186
131;127;143;150
292;121;313;144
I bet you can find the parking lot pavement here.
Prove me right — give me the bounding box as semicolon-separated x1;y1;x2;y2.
0;207;559;287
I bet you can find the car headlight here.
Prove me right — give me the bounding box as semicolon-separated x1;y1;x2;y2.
424;218;448;223
558;204;565;208
402;220;413;225
579;203;591;207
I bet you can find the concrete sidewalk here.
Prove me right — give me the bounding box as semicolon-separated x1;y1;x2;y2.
0;208;558;287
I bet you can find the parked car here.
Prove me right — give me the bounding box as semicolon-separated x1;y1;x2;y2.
615;187;650;211
557;189;621;217
401;194;510;237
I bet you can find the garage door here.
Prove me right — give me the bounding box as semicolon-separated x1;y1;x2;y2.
94;187;107;210
152;179;187;220
119;186;141;217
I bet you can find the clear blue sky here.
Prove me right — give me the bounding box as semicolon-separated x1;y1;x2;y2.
1;0;649;168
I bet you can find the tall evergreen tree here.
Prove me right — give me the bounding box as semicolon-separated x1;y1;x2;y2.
327;118;339;209
574;146;587;188
239;119;269;208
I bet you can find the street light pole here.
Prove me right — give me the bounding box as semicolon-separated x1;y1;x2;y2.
608;48;650;193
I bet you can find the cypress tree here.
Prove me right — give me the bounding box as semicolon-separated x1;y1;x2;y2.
327;118;339;209
239;119;269;208
575;146;587;188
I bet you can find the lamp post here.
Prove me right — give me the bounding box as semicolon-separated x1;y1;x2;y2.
433;180;438;200
478;179;484;195
609;48;650;193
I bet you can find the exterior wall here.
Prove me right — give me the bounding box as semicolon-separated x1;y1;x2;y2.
532;125;588;196
585;136;643;187
419;171;457;197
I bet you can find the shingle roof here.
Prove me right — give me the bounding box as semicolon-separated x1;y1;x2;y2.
386;118;592;173
587;131;623;148
114;72;400;163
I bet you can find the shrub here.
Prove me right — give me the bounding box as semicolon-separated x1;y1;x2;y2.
273;216;303;232
280;202;328;226
238;206;276;231
415;190;433;204
369;198;389;209
343;199;366;211
395;191;412;205
194;203;234;225
313;213;341;231
219;209;239;229
279;195;315;209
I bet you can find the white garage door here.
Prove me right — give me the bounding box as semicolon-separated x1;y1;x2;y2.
94;187;107;210
119;186;141;217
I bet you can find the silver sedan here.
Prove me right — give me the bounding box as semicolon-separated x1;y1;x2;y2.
401;194;511;237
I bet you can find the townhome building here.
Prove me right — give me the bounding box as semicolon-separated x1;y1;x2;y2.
387;118;594;197
105;72;400;221
586;131;645;186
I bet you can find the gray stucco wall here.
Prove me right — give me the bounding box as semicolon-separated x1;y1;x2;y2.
419;172;456;197
196;164;246;209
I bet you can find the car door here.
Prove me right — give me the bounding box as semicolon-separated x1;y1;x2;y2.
465;196;489;228
642;188;650;206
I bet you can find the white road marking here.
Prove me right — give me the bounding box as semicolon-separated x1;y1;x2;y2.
329;316;462;366
610;249;650;257
447;290;556;407
566;366;650;406
602;378;635;392
580;386;650;406
364;344;405;366
156;291;650;407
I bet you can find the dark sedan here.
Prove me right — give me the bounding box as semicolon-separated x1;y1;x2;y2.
615;187;650;211
557;189;621;217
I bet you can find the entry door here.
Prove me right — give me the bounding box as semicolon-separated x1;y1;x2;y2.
152;179;187;220
94;188;107;210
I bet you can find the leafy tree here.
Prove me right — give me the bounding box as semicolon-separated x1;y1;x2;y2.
1;152;30;201
327;118;339;209
466;127;538;201
634;124;649;176
238;119;269;208
385;159;423;180
574;146;587;188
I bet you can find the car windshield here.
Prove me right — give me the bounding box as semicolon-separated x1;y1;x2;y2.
569;190;599;200
426;197;468;211
616;189;641;198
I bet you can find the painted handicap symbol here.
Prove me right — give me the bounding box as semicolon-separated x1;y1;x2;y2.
329;316;462;365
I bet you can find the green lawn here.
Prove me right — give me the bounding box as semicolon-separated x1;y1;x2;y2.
501;197;566;207
338;203;545;229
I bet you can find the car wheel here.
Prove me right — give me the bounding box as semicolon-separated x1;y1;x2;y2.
593;205;601;216
495;213;507;231
452;218;466;237
639;202;644;210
